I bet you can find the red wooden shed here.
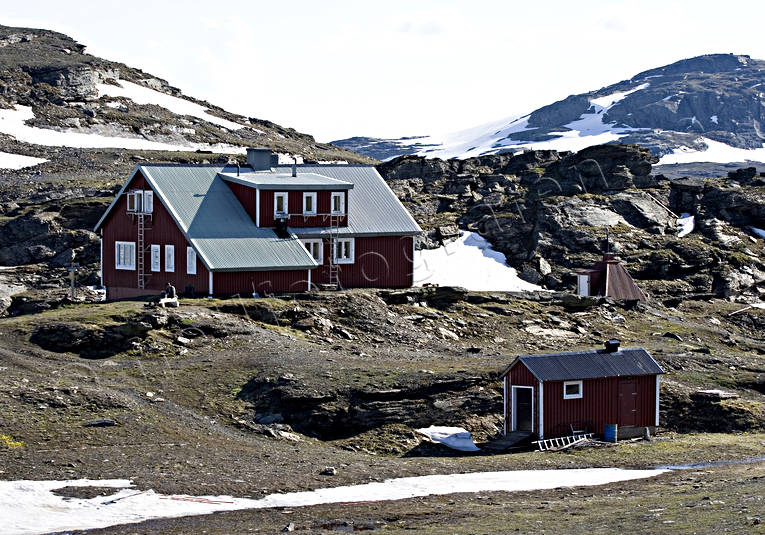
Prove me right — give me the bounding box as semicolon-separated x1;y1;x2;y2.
502;340;664;440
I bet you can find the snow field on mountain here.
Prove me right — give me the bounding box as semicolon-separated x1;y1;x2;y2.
0;150;47;170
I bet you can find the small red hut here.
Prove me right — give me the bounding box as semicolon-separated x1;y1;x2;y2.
502;340;664;440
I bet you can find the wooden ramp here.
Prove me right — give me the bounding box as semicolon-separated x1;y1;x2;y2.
483;431;532;452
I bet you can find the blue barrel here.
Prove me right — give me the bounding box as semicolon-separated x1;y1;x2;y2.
604;424;618;443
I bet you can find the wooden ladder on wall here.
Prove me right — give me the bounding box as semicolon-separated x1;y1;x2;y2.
136;213;152;289
327;214;341;288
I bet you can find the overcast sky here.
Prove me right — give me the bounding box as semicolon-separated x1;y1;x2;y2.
4;0;765;142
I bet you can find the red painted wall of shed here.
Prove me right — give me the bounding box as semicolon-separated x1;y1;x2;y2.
212;270;310;295
101;171;210;299
505;362;540;434
310;236;414;288
541;374;657;438
259;190;348;228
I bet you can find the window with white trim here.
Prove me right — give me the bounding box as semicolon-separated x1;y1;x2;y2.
186;246;197;275
151;244;161;272
115;241;136;270
303;192;317;215
334;238;354;264
331;192;345;215
274;192;288;217
127;190;153;214
165;245;175;272
563;380;583;399
301;239;323;264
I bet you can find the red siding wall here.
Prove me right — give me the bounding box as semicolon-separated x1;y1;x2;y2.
506;362;540;434
102;172;210;299
309;236;414;288
213;270;310;295
259;190;348;228
227;181;258;223
541;374;657;439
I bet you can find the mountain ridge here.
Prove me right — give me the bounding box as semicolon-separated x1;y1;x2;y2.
332;53;765;163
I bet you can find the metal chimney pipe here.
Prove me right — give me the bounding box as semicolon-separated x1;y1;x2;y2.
292;162;297;177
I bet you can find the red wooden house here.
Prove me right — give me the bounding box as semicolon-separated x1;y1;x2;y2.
502;340;664;440
94;148;421;299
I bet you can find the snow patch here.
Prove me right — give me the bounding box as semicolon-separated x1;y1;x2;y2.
751;227;765;239
416;426;480;452
413;231;542;292
0;150;47;170
2;469;666;534
658;137;765;164
0;105;244;154
710;115;719;124
677;213;695;237
98;80;244;131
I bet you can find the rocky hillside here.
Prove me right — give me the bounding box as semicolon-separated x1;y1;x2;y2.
379;144;765;301
333;54;765;163
0;24;370;175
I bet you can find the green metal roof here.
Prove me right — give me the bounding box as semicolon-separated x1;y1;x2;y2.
95;164;317;272
220;171;353;191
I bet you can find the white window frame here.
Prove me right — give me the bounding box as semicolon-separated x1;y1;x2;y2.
127;191;137;212
150;244;161;272
186;246;197;275
331;192;345;215
165;245;175;272
333;238;354;264
143;190;153;214
115;241;136;270
274;192;288;217
563;380;583;400
301;239;323;264
302;192;317;215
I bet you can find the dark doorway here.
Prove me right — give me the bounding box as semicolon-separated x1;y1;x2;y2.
514;387;533;432
618;379;638;426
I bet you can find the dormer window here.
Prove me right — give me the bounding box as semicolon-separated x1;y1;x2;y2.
331;192;345;215
127;190;153;214
303;192;317;215
274;192;288;217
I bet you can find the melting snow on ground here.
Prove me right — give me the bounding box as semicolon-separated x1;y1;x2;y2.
676;213;695;237
658;137;765;165
97;80;244;131
416;426;480;452
0;105;244;154
413;231;542;292
2;468;666;534
0;150;47;170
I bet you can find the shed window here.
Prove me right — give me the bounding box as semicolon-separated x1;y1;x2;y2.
274;192;288;217
127;190;153;214
563;380;583;400
186;246;197;275
115;241;135;270
303;192;317;215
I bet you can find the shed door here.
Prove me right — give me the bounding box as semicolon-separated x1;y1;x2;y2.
513;386;533;432
618;379;638;426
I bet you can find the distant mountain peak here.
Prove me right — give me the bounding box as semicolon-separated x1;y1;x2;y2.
332;53;765;164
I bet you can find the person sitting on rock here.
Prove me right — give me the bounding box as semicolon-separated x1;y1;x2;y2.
165;282;176;299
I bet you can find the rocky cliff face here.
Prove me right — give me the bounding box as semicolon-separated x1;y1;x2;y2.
379;144;765;300
0;24;369;171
